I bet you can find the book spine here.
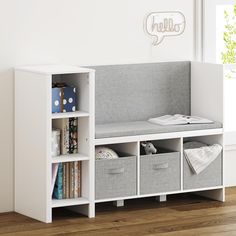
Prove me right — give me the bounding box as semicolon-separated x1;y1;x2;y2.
63;119;70;154
78;161;81;197
53;163;63;199
62;163;66;199
69;162;75;198
66;162;70;198
69;118;78;154
74;161;79;198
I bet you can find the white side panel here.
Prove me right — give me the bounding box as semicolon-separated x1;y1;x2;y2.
191;62;224;123
224;147;236;187
195;188;225;202
224;77;236;132
88;71;95;218
15;71;51;223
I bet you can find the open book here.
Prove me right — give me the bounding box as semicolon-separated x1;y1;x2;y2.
148;114;214;126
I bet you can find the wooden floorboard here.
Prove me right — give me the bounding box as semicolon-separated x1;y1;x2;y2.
1;188;236;235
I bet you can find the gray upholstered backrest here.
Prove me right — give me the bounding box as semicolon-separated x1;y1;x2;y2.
90;61;191;124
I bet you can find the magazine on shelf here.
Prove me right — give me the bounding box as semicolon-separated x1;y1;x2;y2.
148;114;214;126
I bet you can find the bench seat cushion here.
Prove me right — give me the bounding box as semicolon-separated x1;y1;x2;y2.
95;121;223;139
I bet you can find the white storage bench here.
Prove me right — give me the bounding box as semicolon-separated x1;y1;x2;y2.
92;61;225;205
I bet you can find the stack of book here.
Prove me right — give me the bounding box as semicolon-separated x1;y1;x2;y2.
52;161;81;199
53;118;78;155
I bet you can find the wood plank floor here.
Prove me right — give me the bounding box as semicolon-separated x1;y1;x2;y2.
1;188;236;235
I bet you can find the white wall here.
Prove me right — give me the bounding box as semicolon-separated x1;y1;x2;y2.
0;0;196;212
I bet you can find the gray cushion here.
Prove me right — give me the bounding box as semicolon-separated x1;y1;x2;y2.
95;121;223;139
90;61;190;124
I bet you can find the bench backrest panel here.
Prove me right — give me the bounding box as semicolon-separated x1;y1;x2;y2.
91;61;191;124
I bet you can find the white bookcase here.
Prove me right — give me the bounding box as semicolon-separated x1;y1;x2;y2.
15;65;95;223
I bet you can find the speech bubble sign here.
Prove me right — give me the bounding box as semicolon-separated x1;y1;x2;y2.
144;11;186;46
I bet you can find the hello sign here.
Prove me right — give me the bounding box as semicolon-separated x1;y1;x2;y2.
144;11;186;46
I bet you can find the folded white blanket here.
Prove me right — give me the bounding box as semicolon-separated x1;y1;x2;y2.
184;143;222;175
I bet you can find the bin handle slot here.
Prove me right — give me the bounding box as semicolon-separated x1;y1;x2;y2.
108;167;125;175
153;163;169;170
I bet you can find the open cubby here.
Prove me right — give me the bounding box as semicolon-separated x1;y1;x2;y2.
96;142;138;157
52;73;90;114
95;142;138;200
140;138;181;156
51;159;91;211
140;139;181;195
183;135;223;190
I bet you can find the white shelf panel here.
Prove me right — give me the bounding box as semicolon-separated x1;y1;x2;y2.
52;197;89;208
16;65;95;75
95;186;224;203
52;153;89;163
51;111;89;119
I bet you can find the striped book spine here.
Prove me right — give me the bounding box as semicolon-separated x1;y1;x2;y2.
74;161;79;198
78;162;81;197
69;162;75;198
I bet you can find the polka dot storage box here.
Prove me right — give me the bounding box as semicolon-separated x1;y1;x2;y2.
52;83;77;113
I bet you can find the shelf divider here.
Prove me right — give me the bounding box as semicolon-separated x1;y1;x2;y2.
52;153;89;163
52;197;89;208
51;111;89;119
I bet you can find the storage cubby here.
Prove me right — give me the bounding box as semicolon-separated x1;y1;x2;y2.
51;161;89;208
140;139;181;195
52;117;90;161
52;73;90;114
183;135;223;190
95;142;138;200
140;138;181;155
51;159;91;210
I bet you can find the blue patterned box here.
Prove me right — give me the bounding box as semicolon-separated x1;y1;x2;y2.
52;85;77;113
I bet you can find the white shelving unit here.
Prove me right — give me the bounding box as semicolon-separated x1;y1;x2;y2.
14;62;225;223
15;65;95;223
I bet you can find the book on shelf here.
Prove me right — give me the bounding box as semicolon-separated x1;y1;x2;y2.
53;119;70;154
69;118;78;154
53;161;82;200
74;161;81;198
77;161;81;197
53;163;63;199
51;163;59;196
53;118;78;155
66;162;70;198
62;163;66;199
148;114;214;126
69;162;74;198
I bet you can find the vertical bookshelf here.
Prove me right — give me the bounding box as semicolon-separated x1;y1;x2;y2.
15;65;95;223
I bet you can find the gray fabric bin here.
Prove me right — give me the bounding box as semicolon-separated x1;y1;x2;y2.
183;149;222;190
140;152;181;195
95;155;137;200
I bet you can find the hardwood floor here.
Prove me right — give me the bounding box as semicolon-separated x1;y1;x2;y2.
1;188;236;236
